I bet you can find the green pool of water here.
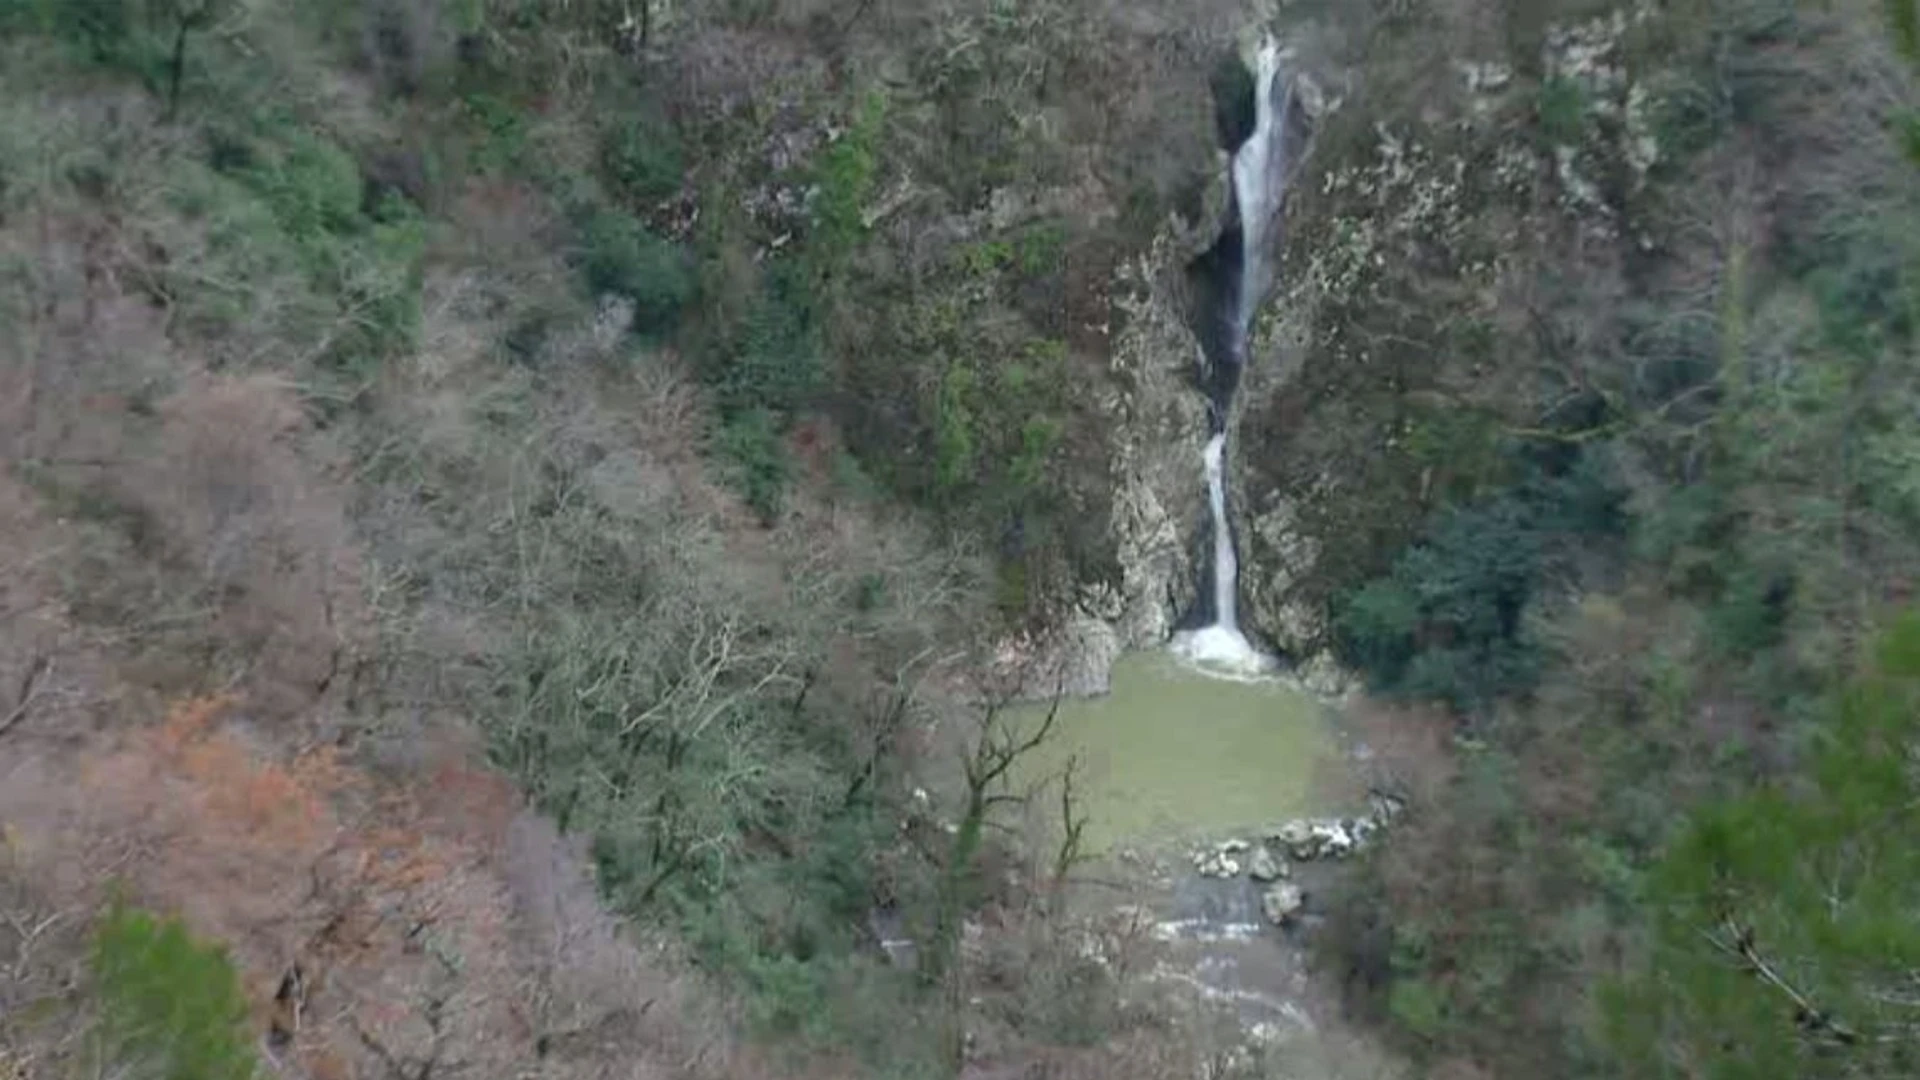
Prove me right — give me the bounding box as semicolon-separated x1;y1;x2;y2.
1007;650;1340;853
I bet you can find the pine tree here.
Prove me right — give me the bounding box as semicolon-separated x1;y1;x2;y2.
1604;615;1920;1079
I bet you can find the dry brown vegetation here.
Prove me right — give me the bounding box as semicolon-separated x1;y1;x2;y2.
0;203;750;1071
0;1;1270;1074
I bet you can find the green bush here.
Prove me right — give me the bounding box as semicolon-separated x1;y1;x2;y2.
601;111;682;204
1388;978;1447;1041
34;0;139;64
461;90;528;174
578;208;692;333
1704;561;1793;657
92;901;256;1080
808;91;885;275
329;209;427;377
1335;450;1623;712
715;265;824;418
933;364;978;496
246;132;363;248
1605;614;1920;1078
1336;496;1547;711
716;408;790;520
1537;75;1589;146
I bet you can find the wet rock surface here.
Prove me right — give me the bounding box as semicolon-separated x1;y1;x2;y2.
1132;789;1409;1037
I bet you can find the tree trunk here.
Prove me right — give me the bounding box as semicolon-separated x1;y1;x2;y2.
167;20;190;119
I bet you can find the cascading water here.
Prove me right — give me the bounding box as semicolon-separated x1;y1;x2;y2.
1173;37;1295;677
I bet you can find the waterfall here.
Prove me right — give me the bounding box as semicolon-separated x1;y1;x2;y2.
1174;38;1293;677
1233;40;1287;350
1203;432;1239;631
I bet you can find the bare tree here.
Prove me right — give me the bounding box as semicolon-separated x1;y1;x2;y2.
1049;754;1090;897
923;687;1062;985
156;0;234;118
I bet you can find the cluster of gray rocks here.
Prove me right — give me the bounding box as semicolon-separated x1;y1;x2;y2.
1189;793;1407;926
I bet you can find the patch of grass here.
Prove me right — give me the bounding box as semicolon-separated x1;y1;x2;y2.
92;900;256;1080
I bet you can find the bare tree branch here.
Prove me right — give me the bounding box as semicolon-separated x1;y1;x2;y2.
0;655;50;740
1705;918;1859;1045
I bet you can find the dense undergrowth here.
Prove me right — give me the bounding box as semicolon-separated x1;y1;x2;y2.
8;0;1919;1078
0;2;1249;1078
1264;1;1920;1077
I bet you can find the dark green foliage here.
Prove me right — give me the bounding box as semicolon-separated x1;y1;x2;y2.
31;0;139;65
12;0;230;107
578;207;692;333
808;91;885;277
92;901;256;1080
1891;0;1920;65
1335;448;1622;712
1801;211;1920;355
716;408;790;519
697;262;825;517
601;110;683;205
1704;562;1793;656
933;363;978;497
1639;70;1729;166
1892;1;1920;166
1537;75;1588;145
1605;615;1920;1078
715;264;824;419
244;131;365;248
233;129;425;378
460;90;528;173
1209;51;1256;150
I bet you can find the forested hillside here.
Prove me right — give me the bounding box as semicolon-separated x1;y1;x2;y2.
0;1;1239;1077
3;1;1920;1079
1256;1;1920;1077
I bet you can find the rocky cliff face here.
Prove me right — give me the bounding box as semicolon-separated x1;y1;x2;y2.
1017;169;1227;697
1099;221;1221;647
1004;9;1667;694
1229;9;1662;671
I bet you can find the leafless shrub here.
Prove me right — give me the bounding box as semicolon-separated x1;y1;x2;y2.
125;377;365;718
358;0;455;97
1341;698;1457;810
0;845;92;1078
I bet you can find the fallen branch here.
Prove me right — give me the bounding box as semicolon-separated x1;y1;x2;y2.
0;656;50;740
1706;918;1859;1046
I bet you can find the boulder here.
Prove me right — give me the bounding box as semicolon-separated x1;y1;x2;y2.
1272;820;1312;852
1261;883;1305;926
1246;844;1287;882
1316;820;1355;859
1269;817;1362;860
1350;817;1378;848
1368;791;1408;824
1192;846;1242;879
